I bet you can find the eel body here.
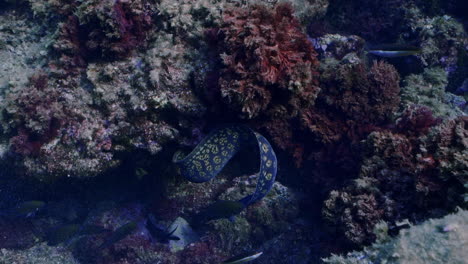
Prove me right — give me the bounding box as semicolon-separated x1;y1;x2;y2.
173;125;277;208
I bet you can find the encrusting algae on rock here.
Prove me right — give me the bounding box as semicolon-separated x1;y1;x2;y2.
0;0;466;263
324;209;468;264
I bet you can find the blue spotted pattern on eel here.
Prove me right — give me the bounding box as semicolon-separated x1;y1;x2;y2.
172;125;277;209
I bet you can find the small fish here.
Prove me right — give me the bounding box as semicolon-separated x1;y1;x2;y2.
222;251;263;264
98;221;138;250
146;214;180;243
79;224;109;236
163;225;180;241
367;44;421;58
193;200;246;225
47;223;109;246
0;200;46;218
455;79;468;94
135;167;148;180
67;224;110;249
47;224;81;246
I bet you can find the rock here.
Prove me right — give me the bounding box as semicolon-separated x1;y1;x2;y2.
324;210;468;264
311;34;365;60
401;67;466;118
0;243;79;264
169;217;199;253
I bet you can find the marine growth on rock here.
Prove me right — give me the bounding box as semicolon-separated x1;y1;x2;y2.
0;0;466;263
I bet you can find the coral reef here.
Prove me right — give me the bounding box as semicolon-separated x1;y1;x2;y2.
85;58;182;154
324;209;468;264
215;3;320;119
143;32;207;118
0;243;79;264
322;111;467;248
325;0;468;84
317;59;400;130
32;0;157;59
0;55;193;178
51;170;302;263
0;9;49;91
156;0;327;42
202;2;324;164
0;218;38;249
401;67;466;118
325;0;409;41
177;237;226;264
255;222;319;264
401;7;467;70
217;177;301;250
277;0;329;24
395;105;442;137
0;0;467;263
75;0;155;58
2;71;116;177
156;0;227;42
0;1;205;178
163;168;302;256
311;34;365;60
426;116;468;203
294;53;400;179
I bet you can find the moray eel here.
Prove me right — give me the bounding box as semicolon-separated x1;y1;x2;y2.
173;125;277;219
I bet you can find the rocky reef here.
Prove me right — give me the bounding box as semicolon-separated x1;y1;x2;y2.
210;3;322;165
0;243;79;264
0;0;205;178
0;0;466;263
324;209;468;264
323;114;467;247
401;67;466;118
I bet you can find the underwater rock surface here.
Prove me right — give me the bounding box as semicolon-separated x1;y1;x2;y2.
324;209;468;264
0;243;79;264
0;0;467;263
